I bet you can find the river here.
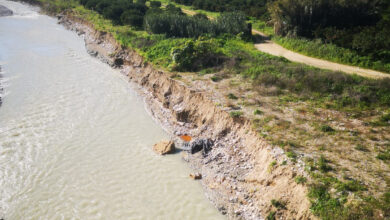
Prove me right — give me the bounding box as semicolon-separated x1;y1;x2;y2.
0;1;223;219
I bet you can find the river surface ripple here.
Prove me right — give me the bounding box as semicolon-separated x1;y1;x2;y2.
0;1;223;219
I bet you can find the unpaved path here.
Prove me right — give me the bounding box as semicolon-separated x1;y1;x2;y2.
174;5;390;79
253;30;390;79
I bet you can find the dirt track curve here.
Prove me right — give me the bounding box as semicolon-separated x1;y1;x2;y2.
175;6;390;79
252;30;390;79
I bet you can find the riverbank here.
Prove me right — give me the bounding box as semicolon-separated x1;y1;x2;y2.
16;0;390;219
56;10;313;220
0;5;11;107
0;5;13;16
0;66;3;106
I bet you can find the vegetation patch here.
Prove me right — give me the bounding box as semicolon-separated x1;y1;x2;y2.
227;93;238;100
253;109;263;115
266;211;276;220
377;151;390;161
320;125;335;133
354;144;369;152
271;199;285;209
268;160;277;173
229;111;243;118
295;176;307;184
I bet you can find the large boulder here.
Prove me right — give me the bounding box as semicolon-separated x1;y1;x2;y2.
153;140;175;155
0;5;13;17
183;138;214;156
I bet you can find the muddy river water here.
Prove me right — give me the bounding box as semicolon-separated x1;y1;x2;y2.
0;1;223;219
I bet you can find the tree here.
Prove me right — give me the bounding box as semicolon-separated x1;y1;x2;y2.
150;1;161;8
121;10;144;27
216;11;249;36
193;13;208;20
95;0;111;13
269;0;382;37
103;5;125;24
136;0;146;5
166;4;183;14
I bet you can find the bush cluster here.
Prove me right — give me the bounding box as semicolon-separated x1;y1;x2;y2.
78;0;251;39
170;37;225;71
144;11;250;38
172;0;269;19
78;0;151;27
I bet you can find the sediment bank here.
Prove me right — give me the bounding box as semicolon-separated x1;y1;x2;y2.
0;66;2;106
47;10;313;219
0;5;13;16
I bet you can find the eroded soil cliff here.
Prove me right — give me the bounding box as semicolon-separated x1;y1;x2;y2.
57;13;314;220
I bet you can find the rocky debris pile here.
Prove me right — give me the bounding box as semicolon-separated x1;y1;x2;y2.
182;138;214;156
153;140;175;155
0;5;13;17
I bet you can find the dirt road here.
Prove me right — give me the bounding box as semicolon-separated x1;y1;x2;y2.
174;6;390;79
252;30;390;79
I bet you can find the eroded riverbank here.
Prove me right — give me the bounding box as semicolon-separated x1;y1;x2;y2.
53;7;314;220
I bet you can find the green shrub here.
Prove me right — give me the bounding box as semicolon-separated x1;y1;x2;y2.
317;156;332;172
308;184;344;219
216;12;251;37
166;3;183;14
136;0;146;5
380;113;390;123
227;93;238;99
230;111;243;118
320;125;335;133
376;151;390;161
193;13;208;20
143;38;186;67
286;151;297;159
211;75;222;82
355;144;369;152
336;180;366;192
170;38;224;71
271;199;285;209
150;0;161;8
121;10;144;27
295;176;307;184
266;211;276;220
102;5;125;24
254;109;263;115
